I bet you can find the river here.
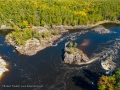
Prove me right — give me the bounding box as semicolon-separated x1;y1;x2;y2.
0;23;120;90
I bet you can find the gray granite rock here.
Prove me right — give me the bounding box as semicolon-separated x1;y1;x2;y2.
92;25;110;34
64;47;90;64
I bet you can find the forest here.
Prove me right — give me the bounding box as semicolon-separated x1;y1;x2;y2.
98;68;120;90
0;0;120;28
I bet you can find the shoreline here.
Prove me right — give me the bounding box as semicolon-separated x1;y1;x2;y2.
0;27;14;31
89;20;120;28
5;33;63;56
0;20;120;31
52;20;120;30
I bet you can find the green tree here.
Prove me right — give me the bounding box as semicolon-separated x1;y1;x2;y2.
98;68;120;90
22;21;29;29
69;42;73;47
73;42;77;48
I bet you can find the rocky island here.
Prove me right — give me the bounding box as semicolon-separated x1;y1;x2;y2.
0;56;8;78
64;42;90;64
5;27;63;56
64;42;101;65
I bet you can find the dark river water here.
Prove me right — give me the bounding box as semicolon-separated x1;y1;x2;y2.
0;23;120;90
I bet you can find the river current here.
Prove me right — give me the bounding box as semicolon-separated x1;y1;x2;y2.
0;23;120;90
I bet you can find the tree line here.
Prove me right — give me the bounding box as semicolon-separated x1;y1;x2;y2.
0;0;120;28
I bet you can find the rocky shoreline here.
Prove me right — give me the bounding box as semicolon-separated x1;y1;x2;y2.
52;25;111;34
91;25;110;34
0;56;8;78
6;32;62;56
0;25;14;31
52;20;120;33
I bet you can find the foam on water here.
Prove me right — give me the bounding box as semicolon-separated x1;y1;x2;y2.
53;30;89;46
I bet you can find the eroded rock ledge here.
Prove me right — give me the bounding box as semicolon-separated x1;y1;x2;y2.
0;56;8;78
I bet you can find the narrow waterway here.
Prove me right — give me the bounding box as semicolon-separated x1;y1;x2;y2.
0;23;120;90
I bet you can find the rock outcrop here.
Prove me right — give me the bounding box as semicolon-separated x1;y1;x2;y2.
32;26;49;34
0;56;8;78
6;35;61;56
14;38;41;55
92;25;110;34
52;25;90;31
101;56;116;71
52;24;111;34
64;47;90;64
5;26;65;56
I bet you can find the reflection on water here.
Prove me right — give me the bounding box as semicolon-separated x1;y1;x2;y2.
0;24;120;90
80;39;90;47
101;22;120;28
0;30;13;36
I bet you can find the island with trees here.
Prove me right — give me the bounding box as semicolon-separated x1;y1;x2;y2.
64;42;90;64
5;26;63;56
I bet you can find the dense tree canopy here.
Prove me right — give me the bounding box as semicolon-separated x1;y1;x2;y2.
8;29;42;45
0;0;120;27
98;68;120;90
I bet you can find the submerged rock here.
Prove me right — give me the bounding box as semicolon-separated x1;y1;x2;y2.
80;39;90;46
64;46;90;64
92;25;110;34
101;56;116;71
0;56;8;78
